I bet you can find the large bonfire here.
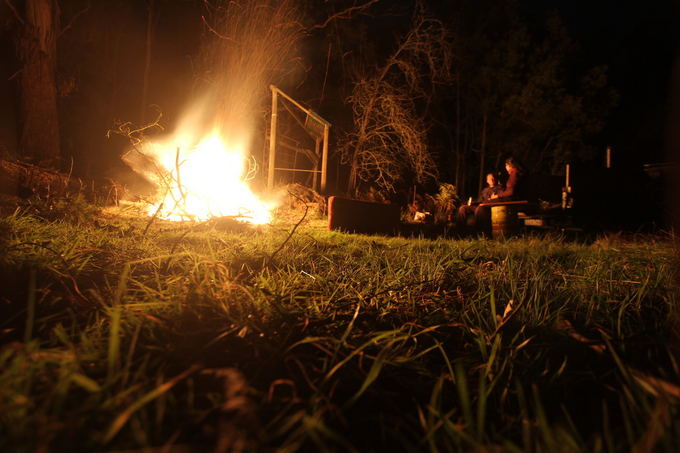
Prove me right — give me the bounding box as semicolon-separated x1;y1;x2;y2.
128;123;276;224
122;0;303;224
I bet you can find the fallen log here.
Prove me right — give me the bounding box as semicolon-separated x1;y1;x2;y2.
0;159;82;199
0;159;124;214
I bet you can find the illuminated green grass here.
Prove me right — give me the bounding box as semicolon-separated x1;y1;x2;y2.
0;207;677;451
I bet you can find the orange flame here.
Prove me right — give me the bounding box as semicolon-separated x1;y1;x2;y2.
130;121;276;224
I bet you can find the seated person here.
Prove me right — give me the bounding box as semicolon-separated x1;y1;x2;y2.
490;157;524;201
456;172;502;227
458;157;525;233
478;173;503;202
408;194;434;223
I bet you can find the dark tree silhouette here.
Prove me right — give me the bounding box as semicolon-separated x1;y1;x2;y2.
14;0;61;165
444;1;617;194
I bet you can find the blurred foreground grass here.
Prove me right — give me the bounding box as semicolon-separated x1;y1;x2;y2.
0;205;678;452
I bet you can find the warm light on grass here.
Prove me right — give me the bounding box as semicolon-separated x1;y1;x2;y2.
1;193;677;451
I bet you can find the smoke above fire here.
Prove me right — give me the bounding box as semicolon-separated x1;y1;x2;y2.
123;0;304;223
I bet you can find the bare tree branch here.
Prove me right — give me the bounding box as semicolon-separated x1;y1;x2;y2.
310;0;380;30
3;0;24;26
266;190;309;267
107;107;164;149
200;14;236;42
58;1;91;38
341;8;453;196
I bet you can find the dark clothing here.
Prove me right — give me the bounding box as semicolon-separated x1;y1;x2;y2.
456;204;474;227
478;184;502;202
456;183;499;233
456;204;491;235
457;172;523;235
495;171;522;200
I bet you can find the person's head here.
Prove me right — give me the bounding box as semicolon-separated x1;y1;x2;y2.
486;173;496;187
505;157;522;174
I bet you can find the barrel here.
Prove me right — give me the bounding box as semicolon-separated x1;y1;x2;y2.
491;205;518;239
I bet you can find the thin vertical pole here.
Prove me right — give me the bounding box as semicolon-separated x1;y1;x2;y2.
313;137;320;191
292;148;299;185
268;86;278;190
321;124;329;193
606;145;611;168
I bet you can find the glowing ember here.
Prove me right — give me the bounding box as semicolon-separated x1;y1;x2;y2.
135;130;276;224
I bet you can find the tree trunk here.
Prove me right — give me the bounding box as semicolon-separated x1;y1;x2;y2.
140;0;157;123
18;0;61;166
455;72;461;189
462;109;471;196
478;109;488;194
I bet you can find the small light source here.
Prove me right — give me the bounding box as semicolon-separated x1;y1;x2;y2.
606;146;612;169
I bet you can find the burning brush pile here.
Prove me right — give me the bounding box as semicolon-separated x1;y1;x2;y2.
118;0;304;226
120;123;277;225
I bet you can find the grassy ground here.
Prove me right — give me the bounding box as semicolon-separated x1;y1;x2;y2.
0;202;678;452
